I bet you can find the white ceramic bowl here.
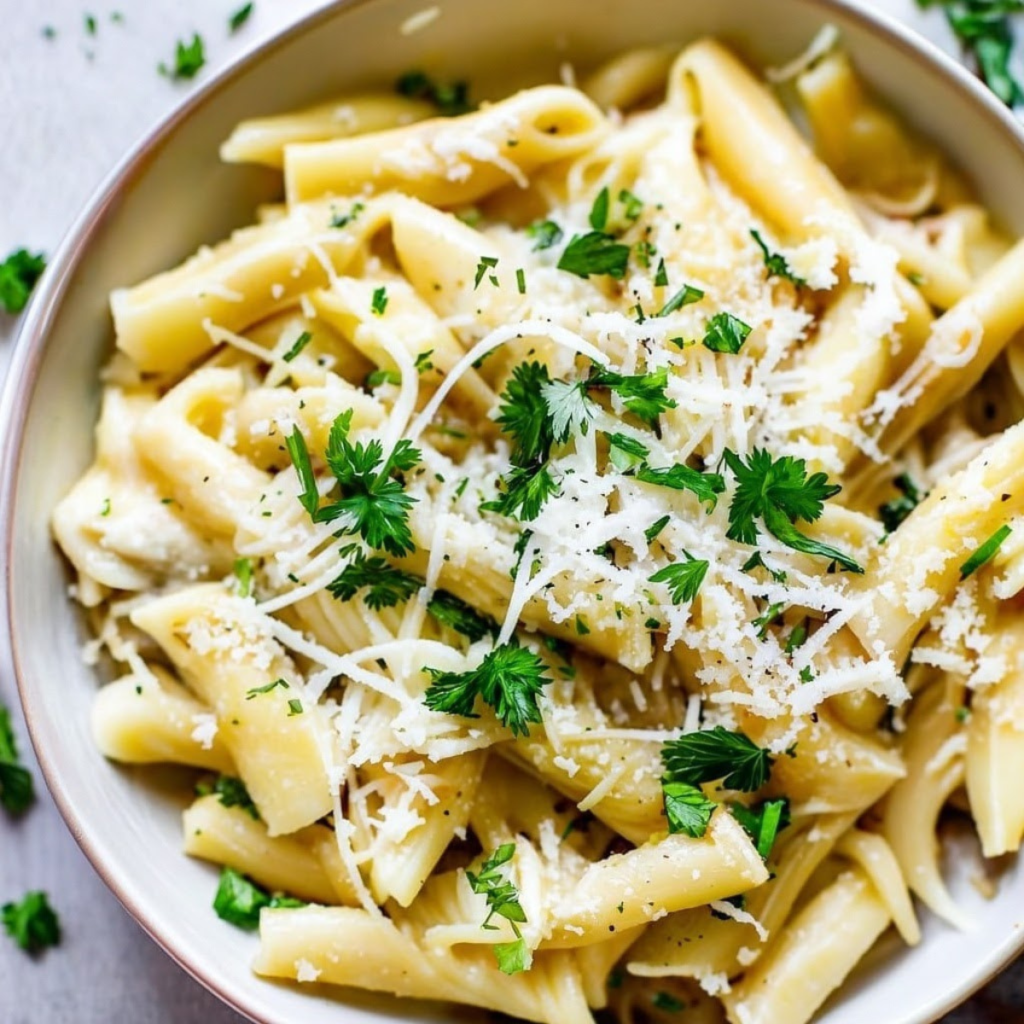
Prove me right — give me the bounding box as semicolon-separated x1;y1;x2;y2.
5;1;1024;1022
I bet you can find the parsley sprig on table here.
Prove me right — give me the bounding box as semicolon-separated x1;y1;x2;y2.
159;33;205;81
722;449;863;573
423;642;552;736
287;410;422;557
2;891;60;954
0;249;46;314
466;844;532;975
0;704;34;815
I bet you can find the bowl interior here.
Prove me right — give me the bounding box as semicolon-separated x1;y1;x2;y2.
6;1;1024;1022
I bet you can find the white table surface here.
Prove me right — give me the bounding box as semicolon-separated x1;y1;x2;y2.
0;1;1019;1021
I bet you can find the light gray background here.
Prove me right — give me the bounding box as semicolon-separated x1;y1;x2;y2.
0;1;1021;1021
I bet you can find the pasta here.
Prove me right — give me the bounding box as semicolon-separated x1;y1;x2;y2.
53;29;1024;1024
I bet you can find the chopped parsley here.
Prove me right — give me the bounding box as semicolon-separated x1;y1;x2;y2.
516;267;527;294
961;524;1012;579
2;892;60;953
366;368;401;388
395;70;473;116
287;699;303;716
589;187;611;231
661;726;774;792
0;704;34;815
466;844;532;975
427;590;499;642
159;33;206;81
196;775;260;820
330;201;365;229
652;991;686;1012
879;473;924;533
423;642;552;736
587;366;677;425
370;286;388;316
525;219;563;251
723;449;863;573
635;463;726;511
750;228;805;285
605;432;649;472
233;557;254;598
84;13;97;34
752;601;785;639
229;2;254;32
557;232;631;279
645;514;671;544
281;331;312;363
474;255;499;289
0;249;46;314
328;552;423;609
213;867;305;931
661;780;717;838
731;798;790;860
703;312;752;354
649;554;710;604
481;465;560;522
657;284;704;318
286;411;421;557
245;678;289;700
917;0;1024;105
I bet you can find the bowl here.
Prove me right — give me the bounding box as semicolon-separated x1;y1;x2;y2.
5;0;1024;1022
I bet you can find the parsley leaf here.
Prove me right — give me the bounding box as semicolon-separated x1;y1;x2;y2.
481;465;560;522
636;463;726;511
370;286;388;316
0;705;34;815
879;473;925;533
657;284;704;318
427;589;499;642
330;201;365;229
228;2;254;32
196;775;260;820
961;524;1012;579
645;514;671;544
557;232;631;279
703;312;752;354
526;219;563;251
649;553;710;604
395;70;474;115
474;255;499;289
0;249;46;314
604;432;650;472
466;844;533;974
731;798;790;860
327;552;424;609
287;412;421;557
587;366;677;425
2;892;60;953
233;556;254;597
245;678;289;699
159;33;205;80
213;867;305;931
723;448;863;573
589;187;610;231
750;229;805;285
542;380;594;442
495;362;556;465
661;726;775;792
661;780;717;838
424;642;552;736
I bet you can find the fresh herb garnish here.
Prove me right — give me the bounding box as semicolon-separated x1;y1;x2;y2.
723;449;863;572
589;187;611;231
328;552;423;609
731;798;790;860
474;255;499;290
427;590;499;642
557;232;631;279
0;705;33;815
281;331;312;363
636;463;726;511
750;229;805;285
645;514;671;544
212;867;305;931
0;249;46;314
287;699;304;716
159;33;205;80
879;473;924;533
229;2;254;32
604;432;649;472
371;286;388;316
703;312;752;354
657;284;704;318
245;678;289;700
466;844;532;975
423;642;552;736
661;780;717;838
330;201;365;229
526;219;563;251
286;412;421;557
366;368;402;388
481;465;560;522
233;557;254;597
395;70;473;116
652;991;686;1012
2;892;60;953
196;775;260;820
961;524;1012;579
661;726;775;792
752;601;785;639
516;268;526;295
649;554;710;604
587;366;677;425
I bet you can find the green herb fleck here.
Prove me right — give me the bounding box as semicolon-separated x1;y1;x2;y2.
0;249;46;314
2;892;60;953
961;524;1012;579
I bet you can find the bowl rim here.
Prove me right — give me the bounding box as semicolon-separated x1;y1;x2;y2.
4;0;1024;1022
